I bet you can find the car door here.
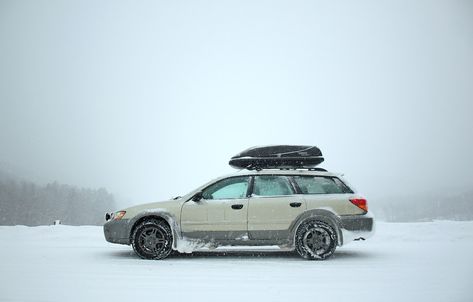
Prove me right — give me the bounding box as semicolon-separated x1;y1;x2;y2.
181;176;250;240
248;175;306;240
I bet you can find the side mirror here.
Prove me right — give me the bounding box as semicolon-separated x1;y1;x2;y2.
192;191;203;202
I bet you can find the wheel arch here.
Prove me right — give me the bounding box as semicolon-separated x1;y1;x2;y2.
128;211;180;248
289;209;343;246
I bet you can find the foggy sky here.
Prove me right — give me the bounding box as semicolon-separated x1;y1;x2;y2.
1;0;472;206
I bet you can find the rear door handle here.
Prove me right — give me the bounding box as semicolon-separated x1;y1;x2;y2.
290;202;302;208
231;204;244;210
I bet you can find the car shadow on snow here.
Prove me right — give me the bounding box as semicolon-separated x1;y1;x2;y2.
169;250;301;260
107;249;373;261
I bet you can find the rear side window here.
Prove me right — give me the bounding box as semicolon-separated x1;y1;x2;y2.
253;176;294;196
293;176;353;194
332;178;354;193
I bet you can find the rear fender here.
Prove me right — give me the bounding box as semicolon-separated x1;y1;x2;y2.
289;209;343;246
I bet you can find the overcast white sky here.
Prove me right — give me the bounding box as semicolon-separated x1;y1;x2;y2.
1;0;472;206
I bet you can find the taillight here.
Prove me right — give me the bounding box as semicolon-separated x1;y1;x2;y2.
350;198;368;212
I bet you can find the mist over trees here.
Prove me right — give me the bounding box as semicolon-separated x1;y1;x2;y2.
371;191;473;222
0;171;116;226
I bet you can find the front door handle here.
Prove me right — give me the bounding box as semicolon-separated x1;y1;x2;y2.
290;202;302;208
231;204;244;210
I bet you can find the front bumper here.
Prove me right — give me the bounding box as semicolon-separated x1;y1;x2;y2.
339;211;375;245
103;218;131;245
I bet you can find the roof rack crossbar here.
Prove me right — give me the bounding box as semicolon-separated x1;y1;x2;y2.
246;167;328;172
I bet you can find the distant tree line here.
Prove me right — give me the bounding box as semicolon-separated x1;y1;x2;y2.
0;178;116;226
1;170;471;225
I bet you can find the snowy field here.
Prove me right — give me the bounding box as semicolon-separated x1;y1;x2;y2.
1;222;473;302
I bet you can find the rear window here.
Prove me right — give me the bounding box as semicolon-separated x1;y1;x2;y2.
293;176;353;194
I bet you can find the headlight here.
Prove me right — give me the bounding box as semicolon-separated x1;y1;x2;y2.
112;211;126;220
113;211;126;220
105;210;127;221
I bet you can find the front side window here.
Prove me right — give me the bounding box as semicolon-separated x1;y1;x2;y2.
293;176;351;194
202;176;249;200
252;176;294;196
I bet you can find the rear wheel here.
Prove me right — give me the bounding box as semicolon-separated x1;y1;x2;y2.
295;220;337;260
132;219;173;260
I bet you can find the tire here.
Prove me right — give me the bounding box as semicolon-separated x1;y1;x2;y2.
131;219;173;260
295;220;337;260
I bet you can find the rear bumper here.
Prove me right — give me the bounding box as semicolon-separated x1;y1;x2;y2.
339;211;375;245
103;218;131;245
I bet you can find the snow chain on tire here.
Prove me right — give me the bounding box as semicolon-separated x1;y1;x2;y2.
295;220;337;260
132;219;173;260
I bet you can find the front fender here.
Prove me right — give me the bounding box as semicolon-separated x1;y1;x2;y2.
128;209;182;249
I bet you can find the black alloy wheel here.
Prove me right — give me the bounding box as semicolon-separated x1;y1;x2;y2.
132;219;173;260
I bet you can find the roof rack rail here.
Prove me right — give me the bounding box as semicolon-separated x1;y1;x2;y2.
308;167;327;172
276;167;327;172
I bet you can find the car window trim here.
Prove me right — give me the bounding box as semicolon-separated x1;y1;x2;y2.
247;176;255;198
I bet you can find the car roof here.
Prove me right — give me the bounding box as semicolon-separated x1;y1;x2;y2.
229;169;341;177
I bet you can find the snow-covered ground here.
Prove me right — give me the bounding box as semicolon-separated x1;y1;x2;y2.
1;222;472;302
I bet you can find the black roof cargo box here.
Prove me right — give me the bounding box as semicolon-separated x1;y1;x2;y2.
229;145;324;170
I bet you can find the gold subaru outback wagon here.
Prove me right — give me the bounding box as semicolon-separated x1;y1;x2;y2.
104;146;374;260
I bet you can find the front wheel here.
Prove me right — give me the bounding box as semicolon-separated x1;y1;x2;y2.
295;220;337;260
132;219;173;260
